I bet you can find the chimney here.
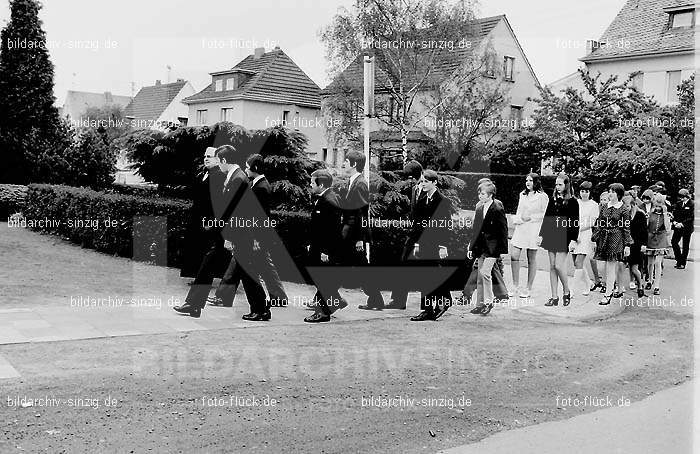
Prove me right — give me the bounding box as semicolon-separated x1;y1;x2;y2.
104;91;113;104
155;80;161;86
254;47;265;59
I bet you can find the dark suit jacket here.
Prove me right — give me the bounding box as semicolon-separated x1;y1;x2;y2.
180;168;226;277
220;166;254;246
341;173;370;244
408;189;452;258
251;176;272;217
673;199;694;232
469;199;508;258
309;188;342;263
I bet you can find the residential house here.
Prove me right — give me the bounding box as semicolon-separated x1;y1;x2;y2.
124;79;195;129
61;90;132;124
552;0;696;105
320;15;541;168
183;47;323;157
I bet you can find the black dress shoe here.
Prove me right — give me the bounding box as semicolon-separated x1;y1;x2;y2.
241;312;256;320
304;312;330;323
644;282;652;290
410;310;434;321
173;303;202;318
470;304;486;314
246;311;271;321
480;302;494;315
590;281;603;292
637;288;646;298
358;304;383;311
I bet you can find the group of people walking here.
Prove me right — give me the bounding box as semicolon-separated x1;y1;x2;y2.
175;144;694;323
506;174;693;307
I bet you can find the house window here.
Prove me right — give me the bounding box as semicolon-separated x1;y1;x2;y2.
667;71;682;103
321;148;328;163
670;10;694;28
178;117;188;127
503;56;515;81
196;109;208;125
295;112;300;131
332;148;339;167
215;80;223;92
510;105;523;129
282;110;290;126
221;108;234;122
484;53;497;78
225;78;234;90
631;72;644;92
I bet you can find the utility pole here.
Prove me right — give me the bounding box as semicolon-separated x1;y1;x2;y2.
363;55;375;262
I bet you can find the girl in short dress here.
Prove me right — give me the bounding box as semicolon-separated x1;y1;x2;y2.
593;183;632;305
571;181;599;296
510;173;549;298
623;194;647;298
645;194;671;295
539;173;579;307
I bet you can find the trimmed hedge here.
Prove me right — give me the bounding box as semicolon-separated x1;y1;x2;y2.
21;184;475;286
0;184;28;219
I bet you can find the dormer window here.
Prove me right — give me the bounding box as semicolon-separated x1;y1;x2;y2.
665;3;696;29
215;79;223;91
226;78;234;90
671;10;694;28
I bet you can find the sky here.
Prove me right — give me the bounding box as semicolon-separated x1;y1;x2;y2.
0;0;626;104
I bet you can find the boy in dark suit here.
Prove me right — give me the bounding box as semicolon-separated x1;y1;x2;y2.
409;170;454;321
304;169;345;323
387;160;424;310
467;181;509;315
340;151;384;310
210;154;288;308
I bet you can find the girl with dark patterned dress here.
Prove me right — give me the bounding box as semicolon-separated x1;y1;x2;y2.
594;183;632;305
538;173;579;307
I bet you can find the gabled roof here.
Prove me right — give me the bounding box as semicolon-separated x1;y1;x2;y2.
62;90;132;119
581;0;695;62
183;48;321;109
124;80;187;121
320;15;532;96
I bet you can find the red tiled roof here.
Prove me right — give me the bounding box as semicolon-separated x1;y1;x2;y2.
124;80;187;122
581;0;695;62
183;49;321;109
319;15;504;96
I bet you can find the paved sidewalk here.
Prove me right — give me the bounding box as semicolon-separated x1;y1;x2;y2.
438;381;694;454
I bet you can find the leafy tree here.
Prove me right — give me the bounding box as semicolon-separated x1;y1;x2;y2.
530;68;654;175
0;0;65;184
320;0;483;166
81;104;131;150
120;123;322;211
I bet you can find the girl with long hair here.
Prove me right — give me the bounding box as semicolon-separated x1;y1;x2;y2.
539;173;579;307
510;173;548;298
